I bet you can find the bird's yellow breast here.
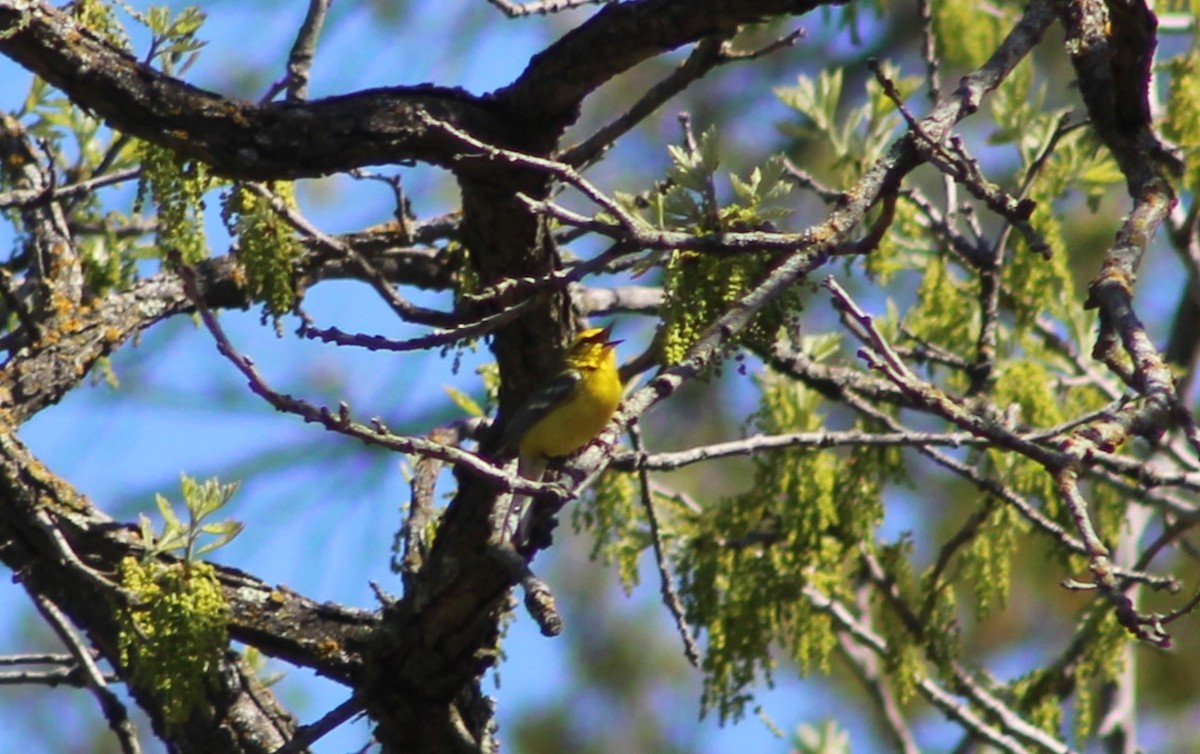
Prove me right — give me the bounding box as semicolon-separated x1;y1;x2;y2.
518;359;622;459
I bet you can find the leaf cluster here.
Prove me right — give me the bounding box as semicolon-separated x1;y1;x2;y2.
135;140;213;265
625;129;802;368
138;474;244;567
675;371;896;721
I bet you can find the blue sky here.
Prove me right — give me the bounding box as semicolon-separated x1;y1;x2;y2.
2;2;1190;752
0;2;863;752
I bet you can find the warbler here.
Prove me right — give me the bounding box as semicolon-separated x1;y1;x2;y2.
498;323;623;540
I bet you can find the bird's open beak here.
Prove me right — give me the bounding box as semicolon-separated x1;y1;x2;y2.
597;322;622;347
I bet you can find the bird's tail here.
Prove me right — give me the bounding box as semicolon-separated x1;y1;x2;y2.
500;454;548;544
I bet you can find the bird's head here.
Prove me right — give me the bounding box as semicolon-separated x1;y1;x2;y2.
568;323;621;368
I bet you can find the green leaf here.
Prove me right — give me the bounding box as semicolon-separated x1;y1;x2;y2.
155;492;182;530
444;385;485;417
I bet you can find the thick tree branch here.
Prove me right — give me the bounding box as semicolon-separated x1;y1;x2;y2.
0;230;457;424
0;2;495;180
0;0;849;181
496;0;844;132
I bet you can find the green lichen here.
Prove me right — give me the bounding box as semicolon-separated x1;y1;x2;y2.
70;0;131;50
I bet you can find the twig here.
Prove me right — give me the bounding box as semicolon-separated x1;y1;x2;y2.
868;60;1048;258
780;157;843;202
834;608;921;754
613;428;981;472
297;298;533;354
0;651;117;686
488;543;562;636
419;112;650;237
627;423;700;666
242;183;457;328
395;424;467;585
485;0;613;17
859;547;1076;754
173;254;560;501
33;594;140;754
825;276;1058;464
271;695;365;754
562;34;735;168
803;581;1069;754
33;508;136;605
0;667;114;685
915;0;941;103
0;167;140;209
283;0;331;102
0;652;87;665
774;330;1175;590
1096;504;1151;753
1055;469;1170;646
350;169;413;238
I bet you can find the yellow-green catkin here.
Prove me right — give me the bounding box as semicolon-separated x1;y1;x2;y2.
222;183;301;316
117;558;229;730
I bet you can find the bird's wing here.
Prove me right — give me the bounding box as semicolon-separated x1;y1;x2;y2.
497;368;583;454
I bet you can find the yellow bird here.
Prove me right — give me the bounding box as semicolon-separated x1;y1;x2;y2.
498;324;623;540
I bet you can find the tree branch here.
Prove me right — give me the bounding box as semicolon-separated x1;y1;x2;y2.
0;2;495;180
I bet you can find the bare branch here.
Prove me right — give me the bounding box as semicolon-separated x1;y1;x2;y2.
614;428;982;472
628;423;700;666
271;695;365;754
261;0;331;103
486;0;615;17
173;255;558;499
33;594;141;754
